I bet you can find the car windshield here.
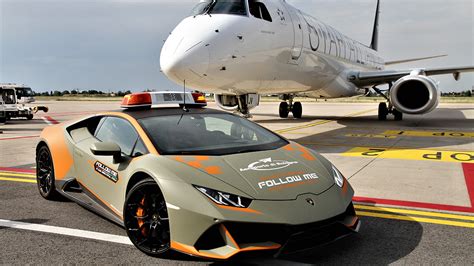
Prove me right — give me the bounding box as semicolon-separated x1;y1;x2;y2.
191;0;248;16
139;113;287;155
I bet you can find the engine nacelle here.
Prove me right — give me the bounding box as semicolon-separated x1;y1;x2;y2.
390;75;440;114
214;94;260;112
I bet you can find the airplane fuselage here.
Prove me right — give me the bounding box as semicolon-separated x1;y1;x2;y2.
161;0;384;99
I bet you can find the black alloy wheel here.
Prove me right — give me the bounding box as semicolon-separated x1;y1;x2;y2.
279;102;289;118
36;145;61;200
124;179;171;257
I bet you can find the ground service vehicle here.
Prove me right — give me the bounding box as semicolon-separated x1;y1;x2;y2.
0;83;48;120
0;97;6;124
36;91;359;259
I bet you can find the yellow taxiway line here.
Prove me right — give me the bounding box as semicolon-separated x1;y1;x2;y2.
356;211;474;228
0;177;36;183
0;173;36;178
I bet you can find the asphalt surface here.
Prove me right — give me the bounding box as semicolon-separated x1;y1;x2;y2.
1;101;473;264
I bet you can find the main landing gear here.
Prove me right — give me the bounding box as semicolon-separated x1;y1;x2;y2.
373;86;403;121
279;95;302;119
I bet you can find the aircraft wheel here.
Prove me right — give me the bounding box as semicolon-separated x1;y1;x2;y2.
393;109;403;121
378;103;388;121
124;178;171;258
292;102;303;119
279;102;289;118
36;145;62;200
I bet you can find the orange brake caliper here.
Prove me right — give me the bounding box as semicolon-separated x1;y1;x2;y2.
136;196;146;236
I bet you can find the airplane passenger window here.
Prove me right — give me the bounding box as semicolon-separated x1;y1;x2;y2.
249;0;272;22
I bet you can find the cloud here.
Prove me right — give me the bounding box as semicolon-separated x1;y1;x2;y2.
0;0;472;92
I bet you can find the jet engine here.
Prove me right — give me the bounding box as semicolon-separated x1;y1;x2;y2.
214;94;260;112
214;94;239;111
390;75;440;114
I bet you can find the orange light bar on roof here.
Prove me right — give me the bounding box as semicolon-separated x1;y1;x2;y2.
192;93;207;104
121;92;152;109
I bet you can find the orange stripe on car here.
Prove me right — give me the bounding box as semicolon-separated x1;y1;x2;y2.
40;125;74;180
217;205;262;215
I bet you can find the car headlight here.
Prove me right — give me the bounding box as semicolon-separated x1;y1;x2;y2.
332;166;344;188
194;186;252;208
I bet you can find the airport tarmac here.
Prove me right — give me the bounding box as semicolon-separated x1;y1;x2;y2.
0;101;473;264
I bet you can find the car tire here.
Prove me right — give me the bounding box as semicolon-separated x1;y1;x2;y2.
0;117;6;123
124;178;172;258
279;102;289;118
27;114;34;120
36;145;63;200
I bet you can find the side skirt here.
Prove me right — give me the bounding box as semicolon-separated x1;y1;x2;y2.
56;178;124;227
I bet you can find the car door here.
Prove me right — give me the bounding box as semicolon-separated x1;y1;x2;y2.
74;116;148;216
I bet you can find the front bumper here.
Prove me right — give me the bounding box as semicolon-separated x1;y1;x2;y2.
170;202;359;260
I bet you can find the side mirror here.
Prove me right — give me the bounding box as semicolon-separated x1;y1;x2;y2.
90;142;122;163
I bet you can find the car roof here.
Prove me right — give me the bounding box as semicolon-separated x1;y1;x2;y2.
119;107;231;120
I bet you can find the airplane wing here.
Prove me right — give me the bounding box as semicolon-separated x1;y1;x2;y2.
348;66;474;87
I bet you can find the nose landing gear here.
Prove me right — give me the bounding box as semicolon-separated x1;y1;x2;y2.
279;95;303;119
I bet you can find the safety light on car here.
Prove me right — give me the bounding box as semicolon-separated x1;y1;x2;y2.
194;186;252;208
121;92;152;109
192;93;207;104
332;166;344;188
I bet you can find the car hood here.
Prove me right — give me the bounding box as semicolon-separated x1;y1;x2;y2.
169;143;336;200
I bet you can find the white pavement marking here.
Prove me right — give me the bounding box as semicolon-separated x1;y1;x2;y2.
0;219;133;245
41;117;54;125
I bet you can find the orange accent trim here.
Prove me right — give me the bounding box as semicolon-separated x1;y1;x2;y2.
40;125;74;180
342;178;348;194
346;216;359;228
170;239;280;260
204;166;222;175
268;179;318;191
77;181;123;220
188;161;203;168
102;112;159;155
217;205;262;215
195;156;210;161
240;244;282;251
283;144;295;151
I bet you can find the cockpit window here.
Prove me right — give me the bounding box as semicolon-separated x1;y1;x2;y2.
191;0;248;17
249;0;272;22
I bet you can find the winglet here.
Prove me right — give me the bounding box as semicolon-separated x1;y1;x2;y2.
370;0;380;51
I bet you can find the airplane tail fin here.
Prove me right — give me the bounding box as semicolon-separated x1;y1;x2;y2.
370;0;380;51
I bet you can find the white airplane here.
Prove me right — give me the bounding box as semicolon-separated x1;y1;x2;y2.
160;0;474;120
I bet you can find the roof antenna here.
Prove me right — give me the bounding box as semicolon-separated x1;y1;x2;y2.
182;79;189;112
177;80;188;125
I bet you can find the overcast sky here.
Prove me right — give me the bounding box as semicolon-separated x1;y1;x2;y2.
0;0;472;92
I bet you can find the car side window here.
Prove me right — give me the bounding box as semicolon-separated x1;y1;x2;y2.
95;117;139;156
132;139;148;157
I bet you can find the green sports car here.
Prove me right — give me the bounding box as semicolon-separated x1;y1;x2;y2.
36;92;359;260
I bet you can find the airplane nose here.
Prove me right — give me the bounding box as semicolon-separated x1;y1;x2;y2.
160;38;210;83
